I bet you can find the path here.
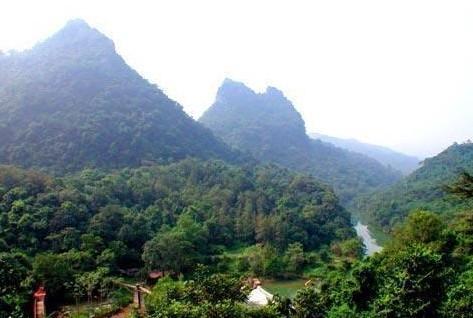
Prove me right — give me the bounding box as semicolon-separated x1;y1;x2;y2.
110;304;132;318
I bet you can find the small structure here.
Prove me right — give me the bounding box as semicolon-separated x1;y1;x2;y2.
132;283;152;314
147;270;168;284
247;286;274;306
118;268;140;277
113;280;151;314
148;270;165;280
33;286;47;318
133;284;145;313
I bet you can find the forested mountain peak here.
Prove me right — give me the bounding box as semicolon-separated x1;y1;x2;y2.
200;80;401;203
214;79;305;127
0;20;237;172
201;78;309;165
36;18;114;53
217;78;254;100
264;85;285;97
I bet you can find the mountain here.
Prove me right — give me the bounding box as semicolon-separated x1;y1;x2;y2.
200;80;311;168
310;133;420;175
0;20;237;173
200;79;402;203
356;141;473;231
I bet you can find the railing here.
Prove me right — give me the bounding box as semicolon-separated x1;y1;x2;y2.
112;280;151;313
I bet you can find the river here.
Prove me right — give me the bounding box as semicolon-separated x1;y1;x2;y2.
354;222;383;256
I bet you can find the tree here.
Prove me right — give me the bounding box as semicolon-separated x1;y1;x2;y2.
292;287;327;318
391;210;445;249
284;243;305;274
0;253;32;318
445;172;473;198
88;205;125;241
441;265;473;317
75;267;110;303
32;251;94;303
142;230;195;273
373;244;447;317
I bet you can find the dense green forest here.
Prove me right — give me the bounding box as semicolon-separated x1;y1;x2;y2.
0;20;238;173
0;160;356;316
356;141;473;232
89;172;471;318
7;160;472;317
310;133;420;175
1;19;472;318
144;207;473;317
200;79;401;203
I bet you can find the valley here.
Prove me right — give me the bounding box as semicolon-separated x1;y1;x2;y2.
0;19;472;318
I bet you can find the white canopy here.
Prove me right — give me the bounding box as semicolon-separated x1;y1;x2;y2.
247;286;274;306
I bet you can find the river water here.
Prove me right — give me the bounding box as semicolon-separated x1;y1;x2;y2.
354;222;383;256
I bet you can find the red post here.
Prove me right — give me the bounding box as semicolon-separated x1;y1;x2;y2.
33;286;47;318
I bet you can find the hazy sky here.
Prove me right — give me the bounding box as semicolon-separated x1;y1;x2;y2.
1;0;473;158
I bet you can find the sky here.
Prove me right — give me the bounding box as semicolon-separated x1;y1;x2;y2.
1;0;473;158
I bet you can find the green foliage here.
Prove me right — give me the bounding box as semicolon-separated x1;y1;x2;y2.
200;79;401;204
284;243;305;275
32;250;95;303
441;262;473;317
142;207;473;318
282;206;473;318
241;245;280;277
0;160;354;314
0;20;239;173
446;171;473;198
74;267;111;303
0;253;32;317
146;269;280;318
357;142;473;231
0;160;352;261
329;238;364;260
292;287;327;318
142;215;208;273
372;244;448;317
390;210;446;250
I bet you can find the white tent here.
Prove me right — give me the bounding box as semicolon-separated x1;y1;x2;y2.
247;286;274;306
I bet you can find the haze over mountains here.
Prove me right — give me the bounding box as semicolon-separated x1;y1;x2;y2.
0;20;360;315
1;18;464;224
310;133;420;175
200;79;401;203
0;18;403;205
0;19;237;173
2;18;473;317
0;17;470;241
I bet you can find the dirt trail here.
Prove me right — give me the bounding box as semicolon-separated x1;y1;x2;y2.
109;304;132;318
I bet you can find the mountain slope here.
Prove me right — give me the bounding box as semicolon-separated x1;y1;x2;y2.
201;80;311;168
200;79;401;203
0;20;236;173
310;133;420;174
356;141;473;230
